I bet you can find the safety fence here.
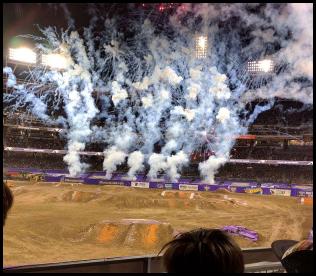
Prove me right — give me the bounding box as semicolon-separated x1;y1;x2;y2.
6;167;313;198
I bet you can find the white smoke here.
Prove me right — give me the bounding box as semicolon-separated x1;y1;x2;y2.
141;94;153;108
166;151;189;181
148;153;168;179
172;106;196;122
3;3;313;184
199;156;227;184
3;67;16;87
158;66;183;85
216;107;230;123
103;146;127;179
111;81;128;106
187;83;201;100
63;141;88;176
127;151;144;180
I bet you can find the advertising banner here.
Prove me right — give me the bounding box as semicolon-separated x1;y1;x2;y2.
270;189;291;196
244;188;263;194
164;183;173;190
198;185;222;192
296;190;313;198
230;182;251;187
4;168;313;198
179;184;199;191
131;181;150;188
63;177;85;183
98;180;126;186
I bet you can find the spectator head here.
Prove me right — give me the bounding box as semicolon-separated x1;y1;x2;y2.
160;228;244;273
3;181;14;227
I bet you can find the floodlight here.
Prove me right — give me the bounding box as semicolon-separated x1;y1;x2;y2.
247;59;274;74
195;35;208;59
258;59;273;73
9;48;37;64
42;54;68;70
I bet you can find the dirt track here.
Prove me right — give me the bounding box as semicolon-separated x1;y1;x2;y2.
3;181;313;267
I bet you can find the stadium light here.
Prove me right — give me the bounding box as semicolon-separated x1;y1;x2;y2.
247;59;274;74
195;35;208;59
9;47;37;64
42;54;68;70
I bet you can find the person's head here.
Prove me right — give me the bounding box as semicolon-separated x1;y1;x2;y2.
3;181;14;227
160;228;244;273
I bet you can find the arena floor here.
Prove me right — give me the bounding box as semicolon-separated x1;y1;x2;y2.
3;180;313;267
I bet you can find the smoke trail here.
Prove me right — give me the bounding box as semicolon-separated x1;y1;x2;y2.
3;67;16;87
245;100;275;127
127;151;144;180
148;153;168;179
3;3;313;183
166;151;189;181
103;146;127;179
199;156;227;184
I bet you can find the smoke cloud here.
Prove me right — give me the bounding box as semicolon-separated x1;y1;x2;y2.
3;3;313;182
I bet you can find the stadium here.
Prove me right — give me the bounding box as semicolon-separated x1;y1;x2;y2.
3;3;313;273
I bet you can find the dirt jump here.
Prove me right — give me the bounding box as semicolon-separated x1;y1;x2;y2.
3;180;313;267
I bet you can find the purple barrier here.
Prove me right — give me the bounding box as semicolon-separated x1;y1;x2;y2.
112;174;126;180
191;179;202;183
293;188;313;197
5;168;313;197
198;184;225;192
88;172;106;176
136;175;148;181
123;181;132;187
99;179;128;186
149;182;165;189
44;169;69;174
63;177;85;183
44;175;62;182
178;178;192;183
261;187;271;195
164;183;179;190
261;182;291;189
235;186;247;193
84;178;99;185
83;178;129;186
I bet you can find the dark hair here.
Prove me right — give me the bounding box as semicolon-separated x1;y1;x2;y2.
160;228;244;273
3;181;14;226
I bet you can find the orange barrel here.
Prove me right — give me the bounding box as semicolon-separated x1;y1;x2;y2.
300;197;313;205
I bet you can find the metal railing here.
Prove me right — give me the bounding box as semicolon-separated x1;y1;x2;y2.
4;247;284;273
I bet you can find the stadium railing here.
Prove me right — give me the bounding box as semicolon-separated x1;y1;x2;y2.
3;247;284;273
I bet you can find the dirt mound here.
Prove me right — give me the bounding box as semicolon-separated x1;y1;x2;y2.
10;186;28;196
100;193;206;209
161;190;195;199
213;188;232;194
61;191;100;202
73;219;175;250
98;191;228;210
